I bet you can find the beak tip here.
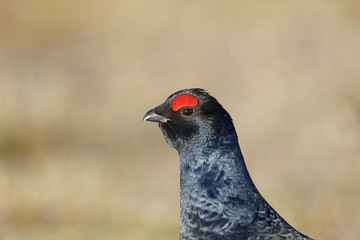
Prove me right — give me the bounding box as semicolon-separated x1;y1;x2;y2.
142;114;150;122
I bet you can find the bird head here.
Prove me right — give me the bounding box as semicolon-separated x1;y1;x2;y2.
143;89;235;151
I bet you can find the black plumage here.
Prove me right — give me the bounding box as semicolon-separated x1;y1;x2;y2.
143;88;312;240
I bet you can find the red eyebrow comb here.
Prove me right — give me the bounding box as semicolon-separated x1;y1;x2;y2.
172;94;199;112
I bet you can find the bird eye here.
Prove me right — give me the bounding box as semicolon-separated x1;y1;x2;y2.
182;108;193;116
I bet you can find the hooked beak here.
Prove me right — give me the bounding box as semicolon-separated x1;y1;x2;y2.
142;108;170;123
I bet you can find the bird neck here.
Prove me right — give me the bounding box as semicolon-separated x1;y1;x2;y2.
178;126;257;200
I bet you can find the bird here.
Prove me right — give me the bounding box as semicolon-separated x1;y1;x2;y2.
142;88;312;240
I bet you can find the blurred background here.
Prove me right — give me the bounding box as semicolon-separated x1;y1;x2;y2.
0;1;359;239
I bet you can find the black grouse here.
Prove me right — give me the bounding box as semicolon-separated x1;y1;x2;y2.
143;88;312;240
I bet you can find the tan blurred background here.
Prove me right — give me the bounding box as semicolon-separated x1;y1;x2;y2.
0;1;360;239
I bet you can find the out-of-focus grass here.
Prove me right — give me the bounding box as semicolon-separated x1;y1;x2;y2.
1;1;360;239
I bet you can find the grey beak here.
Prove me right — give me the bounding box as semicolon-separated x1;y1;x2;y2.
142;108;170;123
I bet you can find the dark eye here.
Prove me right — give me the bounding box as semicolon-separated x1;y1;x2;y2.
182;108;193;116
